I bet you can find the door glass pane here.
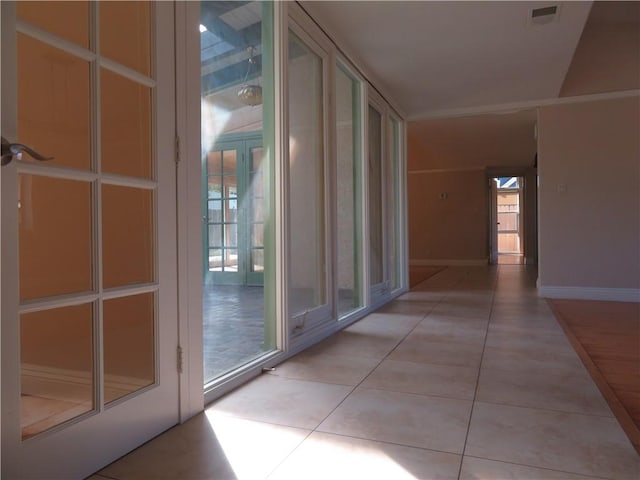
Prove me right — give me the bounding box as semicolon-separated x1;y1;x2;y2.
207;151;222;175
222;150;237;173
208;224;222;247
225;248;239;271
17;34;91;170
19;175;92;300
21;304;94;440
368;105;383;286
252;224;264;247
497;185;522;255
208;200;222;222
100;1;151;76
288;31;326;317
251;148;263;171
224;176;238;198
102;185;154;289
209;248;222;271
252;249;264;272
225;224;238;248
208;177;222;197
103;293;155;404
252;202;264;222
336;66;362;317
249;146;265;268
101;68;152;179
17;1;89;48
226;198;238;223
201;1;275;383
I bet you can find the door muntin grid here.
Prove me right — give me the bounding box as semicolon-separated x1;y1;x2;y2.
11;1;159;440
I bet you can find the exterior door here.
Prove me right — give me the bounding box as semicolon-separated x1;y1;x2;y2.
490;178;499;264
203;134;265;286
1;3;179;478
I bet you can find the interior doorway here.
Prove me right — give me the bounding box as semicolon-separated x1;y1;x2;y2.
490;176;525;265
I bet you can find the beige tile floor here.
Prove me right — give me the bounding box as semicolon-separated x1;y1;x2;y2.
92;266;639;480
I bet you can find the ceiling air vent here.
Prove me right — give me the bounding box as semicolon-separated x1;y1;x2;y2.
530;5;559;25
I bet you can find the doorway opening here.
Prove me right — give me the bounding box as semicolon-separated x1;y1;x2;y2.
491;176;524;265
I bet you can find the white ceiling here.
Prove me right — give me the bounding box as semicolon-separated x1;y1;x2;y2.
302;1;593;119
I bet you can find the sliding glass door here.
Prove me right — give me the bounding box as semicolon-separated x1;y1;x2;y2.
199;0;276;385
287;23;332;334
184;0;407;401
368;95;406;303
368;101;386;299
388;116;403;292
335;63;364;318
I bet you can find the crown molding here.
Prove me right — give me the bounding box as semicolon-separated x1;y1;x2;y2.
409;89;640;122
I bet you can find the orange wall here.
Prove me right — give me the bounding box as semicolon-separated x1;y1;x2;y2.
408;170;488;262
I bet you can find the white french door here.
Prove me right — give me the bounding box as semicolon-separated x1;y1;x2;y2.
1;2;179;478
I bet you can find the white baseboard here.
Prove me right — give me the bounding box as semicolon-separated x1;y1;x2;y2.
539;286;640;303
410;259;488;267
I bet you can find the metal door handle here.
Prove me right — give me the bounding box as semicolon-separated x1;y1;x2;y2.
1;136;54;166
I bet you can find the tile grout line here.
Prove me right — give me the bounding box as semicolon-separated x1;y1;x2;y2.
456;267;619;479
456;266;499;480
462;454;612;480
264;268;466;478
468;398;617;419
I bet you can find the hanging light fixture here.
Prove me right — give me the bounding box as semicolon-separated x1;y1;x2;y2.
237;46;262;107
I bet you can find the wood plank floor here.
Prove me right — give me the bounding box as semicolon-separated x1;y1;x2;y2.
549;299;640;454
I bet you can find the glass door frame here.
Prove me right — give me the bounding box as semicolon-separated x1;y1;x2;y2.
333;56;367;322
387;112;408;295
366;88;390;306
285;9;335;342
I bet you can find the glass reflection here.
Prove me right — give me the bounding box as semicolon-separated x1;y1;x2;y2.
201;1;275;384
288;31;326;318
100;1;151;76
17;34;91;171
104;293;155;403
17;1;89;48
19;175;93;300
102;185;154;289
336;65;363;317
101;69;152;179
369;105;384;286
21;304;94;439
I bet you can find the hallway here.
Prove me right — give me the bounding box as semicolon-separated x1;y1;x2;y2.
93;266;639;480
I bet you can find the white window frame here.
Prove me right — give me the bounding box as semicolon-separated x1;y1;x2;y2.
285;6;336;346
366;87;391;306
333;56;369;323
